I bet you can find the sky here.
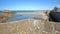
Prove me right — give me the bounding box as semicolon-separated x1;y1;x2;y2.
0;0;60;10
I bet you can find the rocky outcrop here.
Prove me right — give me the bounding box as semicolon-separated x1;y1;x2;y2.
0;10;15;23
0;19;60;34
49;7;60;22
0;16;9;23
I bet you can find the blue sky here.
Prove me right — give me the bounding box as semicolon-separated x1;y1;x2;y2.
0;0;60;10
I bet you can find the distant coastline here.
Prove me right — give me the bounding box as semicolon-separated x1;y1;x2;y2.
0;10;47;12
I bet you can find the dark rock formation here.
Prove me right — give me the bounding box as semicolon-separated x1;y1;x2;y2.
49;7;60;22
49;11;60;22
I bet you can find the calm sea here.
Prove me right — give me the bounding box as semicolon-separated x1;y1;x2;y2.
8;14;34;21
8;14;42;22
0;10;42;21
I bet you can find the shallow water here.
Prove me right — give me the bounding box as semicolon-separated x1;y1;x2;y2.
7;14;42;22
8;14;35;21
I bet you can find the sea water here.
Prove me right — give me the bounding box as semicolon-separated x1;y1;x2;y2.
8;14;34;22
8;14;42;22
7;10;42;22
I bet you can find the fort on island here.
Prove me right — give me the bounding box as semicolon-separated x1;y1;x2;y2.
0;7;60;34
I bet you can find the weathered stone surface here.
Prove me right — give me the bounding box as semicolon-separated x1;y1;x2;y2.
0;19;42;34
0;19;60;34
0;10;15;23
